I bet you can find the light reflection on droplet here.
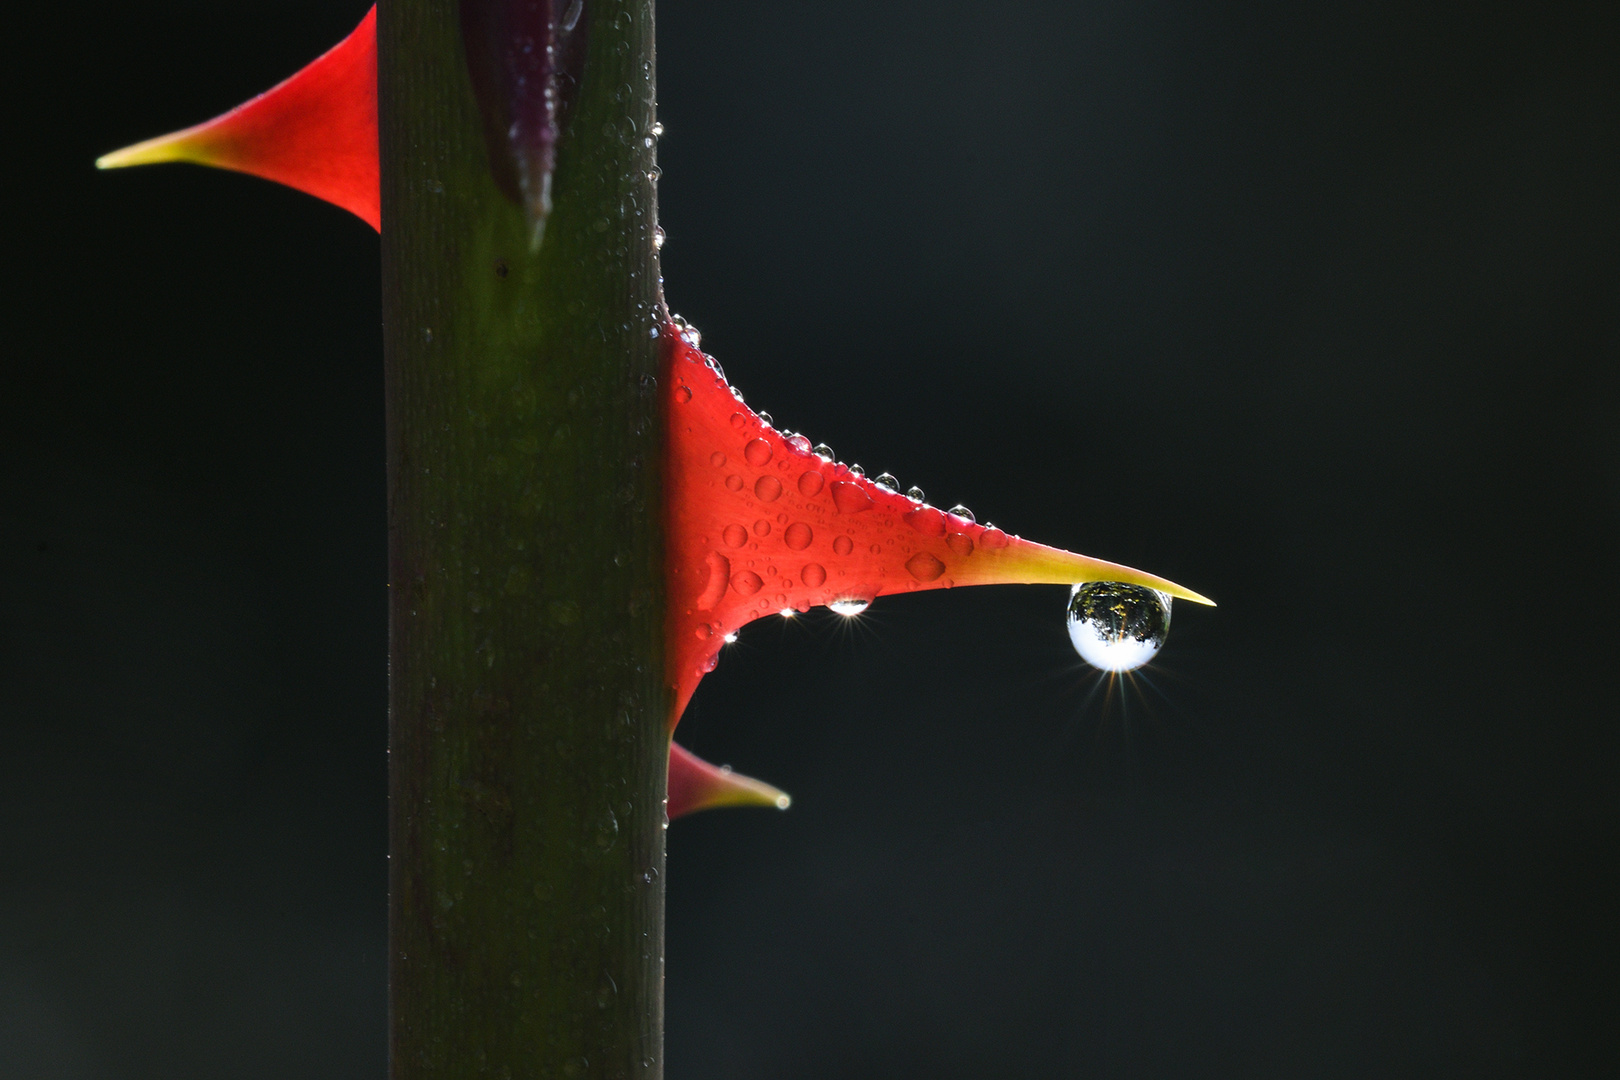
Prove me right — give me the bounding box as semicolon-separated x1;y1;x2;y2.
1066;582;1171;672
828;598;871;617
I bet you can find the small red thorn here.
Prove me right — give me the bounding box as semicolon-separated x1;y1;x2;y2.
667;741;791;819
661;321;1209;730
98;7;379;231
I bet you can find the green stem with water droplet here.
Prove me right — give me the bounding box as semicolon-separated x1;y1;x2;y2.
380;1;666;1076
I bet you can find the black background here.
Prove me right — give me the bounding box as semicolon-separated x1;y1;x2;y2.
4;1;1618;1076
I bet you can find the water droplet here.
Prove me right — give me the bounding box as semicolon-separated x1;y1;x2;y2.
828;598;871;616
874;472;899;492
731;570;764;596
653;226;666;249
722;524;749;547
980;527;1009;549
784;522;813;550
723;631;738;644
847;464;865;479
744;439;772;467
650;121;665;137
906;486;925;501
710;452;727;467
595;809;619;848
754;475;783;501
646;166;662;182
904;507;947;537
729;412;748;430
905;552;947;581
753;519;771;536
947;505;976;524
706;357;725;380
675;385;692;404
812;442;835;461
946;532;974;557
694;623;711;640
832;535;854;556
724;474;744;491
800;562;827;586
786;434;813;455
1067;582;1172;672
831;482;873;514
757;411;773;426
649;325;660;337
798;471;825;497
696;552;730;610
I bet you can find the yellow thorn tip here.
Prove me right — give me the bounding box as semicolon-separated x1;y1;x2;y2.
96;127;213;171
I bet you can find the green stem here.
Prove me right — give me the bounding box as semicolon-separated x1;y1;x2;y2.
379;2;666;1077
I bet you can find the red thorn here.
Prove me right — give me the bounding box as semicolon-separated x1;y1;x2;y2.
661;320;1209;730
667;741;791;819
98;7;379;231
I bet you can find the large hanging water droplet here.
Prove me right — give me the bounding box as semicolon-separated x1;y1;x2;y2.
1066;582;1172;673
874;473;899;492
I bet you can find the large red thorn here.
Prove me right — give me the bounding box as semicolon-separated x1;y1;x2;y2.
97;7;379;230
661;320;1211;732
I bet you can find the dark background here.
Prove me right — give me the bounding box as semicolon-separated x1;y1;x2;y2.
3;0;1617;1076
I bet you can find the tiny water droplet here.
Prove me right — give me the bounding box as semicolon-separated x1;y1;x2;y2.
830;482;873;514
906;486;925;501
1067;582;1172;673
798;471;825;497
757;411;773;426
725;474;744;491
905;552;947;581
722;524;749;547
653;226;666;249
786;434;813;455
946;505;975;523
706;356;725;380
874;473;899;492
710;452;727;467
783;522;813;549
813;442;835;460
723;631;739;644
754;475;783;501
650;121;665;137
847;464;865;479
905;506;947;537
647;166;662;182
800;562;826;586
832;535;854;556
744;439;773;466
